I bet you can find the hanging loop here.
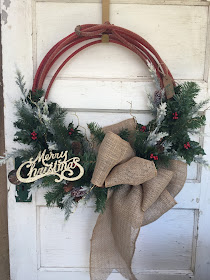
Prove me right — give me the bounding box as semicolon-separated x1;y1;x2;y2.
102;0;110;42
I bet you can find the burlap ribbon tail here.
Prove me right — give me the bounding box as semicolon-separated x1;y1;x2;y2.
90;118;187;280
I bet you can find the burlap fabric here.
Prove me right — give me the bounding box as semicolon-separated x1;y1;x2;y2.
91;118;136;152
90;119;187;280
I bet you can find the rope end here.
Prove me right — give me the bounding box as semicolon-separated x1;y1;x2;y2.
75;25;81;37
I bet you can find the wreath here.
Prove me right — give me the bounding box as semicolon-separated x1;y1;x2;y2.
1;23;209;280
4;68;208;216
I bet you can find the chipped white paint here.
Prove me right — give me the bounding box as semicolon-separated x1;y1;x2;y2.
1;9;8;24
3;0;11;9
36;3;208;80
1;0;11;24
1;0;210;280
45;79;208;110
37;0;210;6
38;207;195;270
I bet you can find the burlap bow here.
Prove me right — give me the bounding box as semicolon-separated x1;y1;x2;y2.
90;118;187;280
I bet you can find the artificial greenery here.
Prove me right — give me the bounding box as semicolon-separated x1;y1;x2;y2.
0;70;209;219
87;81;208;167
87;122;105;144
93;187;108;213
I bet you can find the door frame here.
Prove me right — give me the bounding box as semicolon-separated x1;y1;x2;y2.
0;15;10;280
1;1;210;280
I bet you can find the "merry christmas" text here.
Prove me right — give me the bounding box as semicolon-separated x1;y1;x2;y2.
16;149;84;183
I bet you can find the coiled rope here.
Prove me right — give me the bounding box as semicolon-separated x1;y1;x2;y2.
32;22;174;99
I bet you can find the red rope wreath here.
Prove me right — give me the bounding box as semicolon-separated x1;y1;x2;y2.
32;22;175;99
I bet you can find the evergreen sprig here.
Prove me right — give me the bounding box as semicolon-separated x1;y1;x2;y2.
87;122;105;144
1;73;209;219
93;187;108;213
45;185;66;209
118;128;130;141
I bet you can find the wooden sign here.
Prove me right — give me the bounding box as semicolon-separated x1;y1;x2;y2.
16;149;84;183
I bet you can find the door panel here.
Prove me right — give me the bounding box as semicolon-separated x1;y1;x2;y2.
36;3;208;80
38;206;197;270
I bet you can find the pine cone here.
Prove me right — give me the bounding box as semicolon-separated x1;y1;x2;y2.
156;139;164;153
74;197;83;202
157;145;164;153
154;90;162;105
8;169;21;185
71;187;86;198
63;183;74;193
72;141;83;155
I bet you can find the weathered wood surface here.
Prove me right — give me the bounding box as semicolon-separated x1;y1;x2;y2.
0;23;10;280
1;0;210;279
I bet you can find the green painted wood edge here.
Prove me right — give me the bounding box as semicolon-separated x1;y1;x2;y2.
15;158;32;202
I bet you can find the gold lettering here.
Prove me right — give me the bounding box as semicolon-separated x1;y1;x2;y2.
16;150;84;184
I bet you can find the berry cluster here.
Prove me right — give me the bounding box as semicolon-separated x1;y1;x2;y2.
68;128;74;136
172;112;178;120
140;126;146;132
184;142;191;149
150;154;158;160
31;131;37;140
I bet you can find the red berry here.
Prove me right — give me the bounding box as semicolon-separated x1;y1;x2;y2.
31;131;38;140
150;154;158;160
31;131;37;136
184;142;190;149
140;126;146;132
173;112;178;120
69;132;72;135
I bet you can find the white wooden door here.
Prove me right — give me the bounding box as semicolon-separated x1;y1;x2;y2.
2;1;210;279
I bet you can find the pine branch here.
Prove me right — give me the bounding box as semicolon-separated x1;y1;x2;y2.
62;193;75;220
147;130;168;146
193;155;210;168
93;187;107;213
16;71;27;97
190;99;209;116
118;128;130;141
44;185;65;208
156;102;167;127
87;122;105;144
147;60;161;90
